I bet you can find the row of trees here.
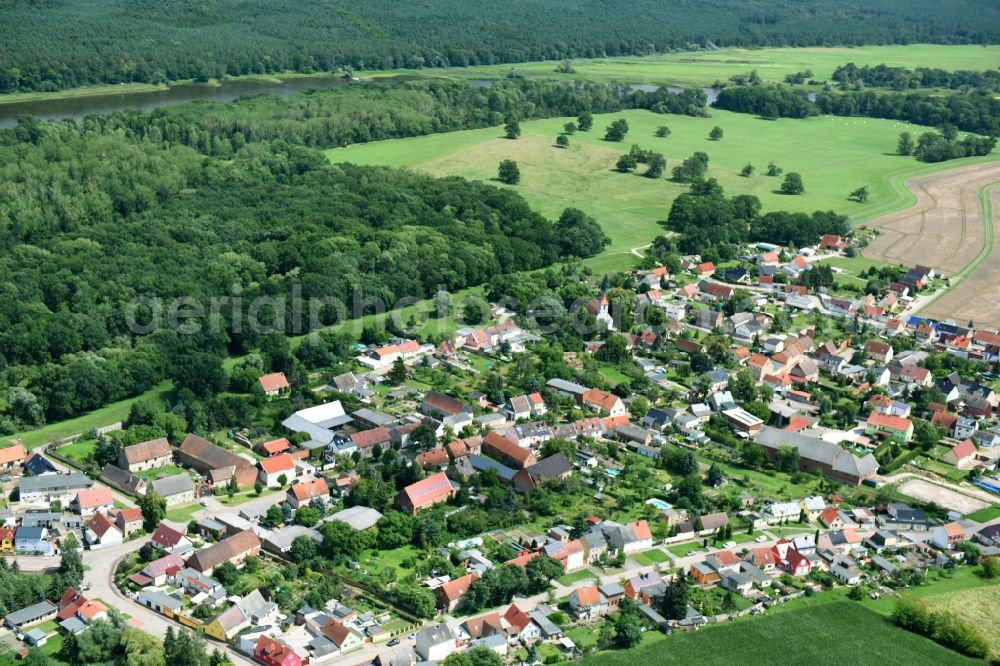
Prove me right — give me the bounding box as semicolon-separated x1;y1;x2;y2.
832;63;1000;92
712;83;1000;141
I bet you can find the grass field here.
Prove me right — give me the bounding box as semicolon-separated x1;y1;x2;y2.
580;602;978;665
328;109;995;262
363;45;1000;89
1;380;172;450
965;505;1000;522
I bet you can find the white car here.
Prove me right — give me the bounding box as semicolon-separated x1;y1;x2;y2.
755;535;767;543
724;540;737;548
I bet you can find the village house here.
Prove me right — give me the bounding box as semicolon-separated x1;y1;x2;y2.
395;472;457;516
177;433;257;487
258;453;297;488
151;473;196;506
287;477;330;509
84;512;122;549
71;486;114;516
118;438;173;472
258;372;291;397
187;529;261;574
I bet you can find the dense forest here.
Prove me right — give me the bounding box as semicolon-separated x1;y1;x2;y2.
0;106;609;424
713;84;1000;149
1;0;999;92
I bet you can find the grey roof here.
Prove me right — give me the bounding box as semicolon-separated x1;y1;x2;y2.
25;628;47;641
59;617;87;634
19;473;92;494
416;624;454;645
526;453;573;481
151;473;194;497
352;408;395;426
545;378;587;395
756;426;878;478
468;455;516;482
529;611;562;636
5;601;56;626
636;601;668;627
326;505;383;531
264;525;321;552
599;582;625;597
138;590;184;611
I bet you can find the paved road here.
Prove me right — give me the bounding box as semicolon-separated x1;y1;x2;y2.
82;535;258;665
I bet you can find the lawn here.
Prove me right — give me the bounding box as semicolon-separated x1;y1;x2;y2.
328;109;996;260
557;568;599;586
630;548;671;566
2;380;173;450
361;45;1000;90
580;602;979;665
217;486;279;506
164;503;202;523
144;464;187;480
665;541;705;558
965;505;1000;522
56;438;97;463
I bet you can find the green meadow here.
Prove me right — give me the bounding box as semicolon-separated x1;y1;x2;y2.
580;602;978;666
328;109;996;262
360;45;1000;88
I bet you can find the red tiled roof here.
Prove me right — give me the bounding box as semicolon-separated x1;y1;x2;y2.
290;477;329;502
259;453;295;475
631;520;652;540
87;512;117;538
950;439;977;460
438;572;479;602
258;372;290;392
483;431;535;467
350;426;391;449
75;486;113;509
0;444;26;466
152;523;186;548
573;586;601;606
867;412;912;432
399;471;453;508
262;438;291;455
416;448;449;467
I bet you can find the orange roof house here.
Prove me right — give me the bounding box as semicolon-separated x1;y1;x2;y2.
287;477;329;507
258;372;290;395
395;472;456;515
435;571;480;612
482;431;537;469
0;444;26;469
261;438;291;456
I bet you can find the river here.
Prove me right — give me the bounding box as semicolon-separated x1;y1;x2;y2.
0;76;816;128
0;74;412;128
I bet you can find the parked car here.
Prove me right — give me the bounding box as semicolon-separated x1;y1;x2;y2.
387;638;400;647
755;535;767;543
724;540;737;548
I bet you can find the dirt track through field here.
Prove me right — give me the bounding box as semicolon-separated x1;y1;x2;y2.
862;162;1000;325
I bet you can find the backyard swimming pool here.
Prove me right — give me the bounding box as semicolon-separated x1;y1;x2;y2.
646;498;672;510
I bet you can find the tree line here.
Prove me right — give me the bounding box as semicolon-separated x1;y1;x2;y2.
1;0;997;92
712;84;999;153
832;63;1000;92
